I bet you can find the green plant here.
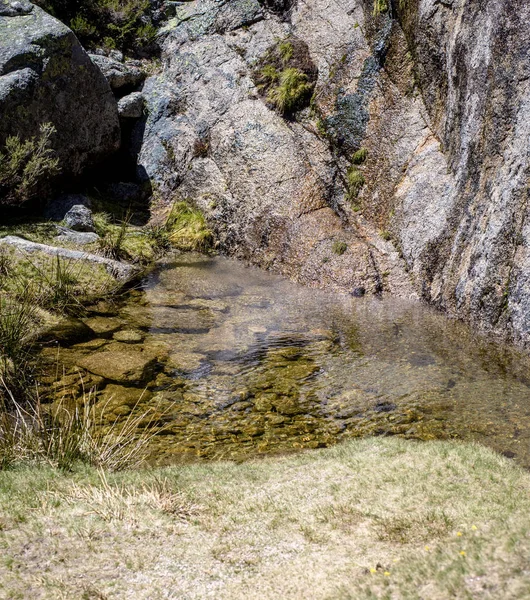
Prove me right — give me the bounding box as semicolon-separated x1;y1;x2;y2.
373;0;389;16
278;40;294;63
332;241;348;256
98;216;129;261
34;0;159;56
352;147;368;165
267;68;314;115
253;37;317;119
260;64;279;84
165;202;213;252
0;249;12;277
347;165;366;200
0;386;165;471
70;14;97;38
0;123;60;206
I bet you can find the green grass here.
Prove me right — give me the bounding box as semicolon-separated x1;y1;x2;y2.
347;165;366;201
332;240;348;256
373;0;389;17
1;438;530;598
163;201;214;252
267;68;314;115
352;147;368;165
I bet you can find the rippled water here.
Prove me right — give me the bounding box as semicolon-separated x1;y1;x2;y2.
39;254;530;466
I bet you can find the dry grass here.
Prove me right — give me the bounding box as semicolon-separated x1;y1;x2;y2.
1;438;530;599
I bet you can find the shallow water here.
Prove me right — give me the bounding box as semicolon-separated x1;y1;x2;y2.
39;254;530;466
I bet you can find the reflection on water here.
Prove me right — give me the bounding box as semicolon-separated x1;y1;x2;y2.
38;254;530;465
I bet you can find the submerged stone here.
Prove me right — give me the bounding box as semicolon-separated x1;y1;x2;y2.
78;351;157;384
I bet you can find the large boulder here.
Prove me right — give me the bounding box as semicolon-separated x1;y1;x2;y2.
0;1;120;176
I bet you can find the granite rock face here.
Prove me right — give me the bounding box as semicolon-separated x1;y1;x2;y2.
124;0;530;346
393;0;530;345
137;0;415;299
0;1;120;176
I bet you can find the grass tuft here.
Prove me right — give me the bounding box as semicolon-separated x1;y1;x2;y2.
164;201;214;252
347;165;366;201
332;240;348;256
267;68;314;115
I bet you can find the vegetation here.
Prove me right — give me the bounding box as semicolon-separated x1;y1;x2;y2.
33;0;161;56
2;438;530;598
332;240;348;256
267;68;314;115
0;123;60;206
0;391;162;471
157;201;214;252
347;164;366;201
253;37;318;117
373;0;389;17
352;147;368;165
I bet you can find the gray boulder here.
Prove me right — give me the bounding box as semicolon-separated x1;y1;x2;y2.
0;2;120;176
56;226;99;246
118;92;144;118
89;54;146;93
64;205;96;233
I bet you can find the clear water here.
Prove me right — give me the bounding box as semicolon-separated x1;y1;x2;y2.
39;254;530;466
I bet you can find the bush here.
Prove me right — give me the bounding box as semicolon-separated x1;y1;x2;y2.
0;123;60;206
34;0;161;56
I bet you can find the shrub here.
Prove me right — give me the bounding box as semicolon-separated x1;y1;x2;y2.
34;0;160;56
0;123;60;206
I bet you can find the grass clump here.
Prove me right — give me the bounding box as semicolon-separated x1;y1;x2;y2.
0;123;60;206
164;202;214;252
332;240;348;256
267;68;314;115
352;147;368;165
373;0;389;16
347;165;366;201
0;389;163;471
253;36;318;118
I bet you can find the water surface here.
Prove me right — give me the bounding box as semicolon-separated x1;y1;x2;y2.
39;254;530;466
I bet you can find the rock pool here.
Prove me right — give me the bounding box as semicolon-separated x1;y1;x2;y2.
38;254;530;466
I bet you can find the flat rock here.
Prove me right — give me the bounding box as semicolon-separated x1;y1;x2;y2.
56;227;99;246
0;236;136;280
79;350;157;383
